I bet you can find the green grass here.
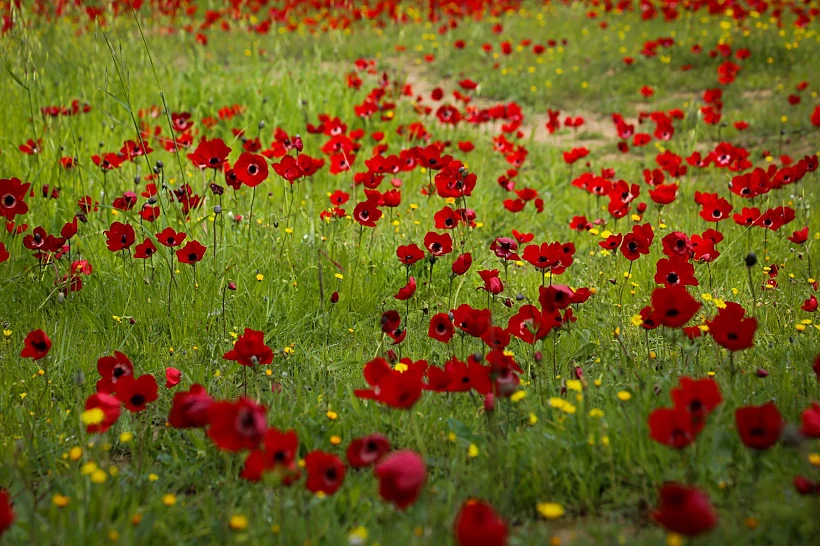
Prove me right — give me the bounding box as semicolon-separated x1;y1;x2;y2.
1;2;819;545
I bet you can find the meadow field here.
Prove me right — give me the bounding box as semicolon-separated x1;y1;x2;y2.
1;0;819;544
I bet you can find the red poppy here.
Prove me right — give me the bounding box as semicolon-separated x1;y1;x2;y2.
134;239;157;259
104;222;136;252
115;374;159;413
165;367;181;388
454;499;508;546
0;243;8;264
620;224;653;261
234;152;269;187
451;304;491;338
801;402;820;438
787;227;809;244
241;427;300;483
650;285;701;328
346;433;391;468
801;295;818;312
695;192;733;222
395;277;417;300
707;302;757;351
168;384;213;428
428;313;454;343
648;183;678;205
353;199;382;228
223;328;273;367
176;240;207;264
305;451;346;495
652;482;717;536
83;393;121;434
272;155;305;183
507;304;554;344
735;402;782;450
452;253;472;275
654;257;698;287
670;377;722;424
374;450;426;510
187;137;231;170
207;397;267;452
156;227;187;248
396;244;424;266
0;178;31;221
648;407;701;449
424;231;453;257
20;329;51;360
479;270;503;295
354;357;425;409
0;488;14;538
96;351;134;394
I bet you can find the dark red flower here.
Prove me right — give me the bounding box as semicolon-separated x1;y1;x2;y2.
188;137;231;170
1;488;14;538
424;231;453;257
451;304;491;338
0;177;31;221
707;302;756;351
83;393;121;434
96;351;134;394
156;227;187;248
176;240;207;264
305;451;346;495
241;428;300;483
353;200;382;228
652;483;717;536
234;152;269;187
394;277;417;300
735;402;782;450
801;402;820;438
134;239;157;259
670;377;722;424
428;313;454;343
375;450;426;510
207;397;267;452
649;407;701;449
346;433;391;468
165;367;181;388
654;257;698;287
396;243;424;265
115;374;159;413
104;222;135;252
20;329;51;360
650;285;701;328
452;253;472;275
454;500;508;546
168;384;213;428
223;328;273;367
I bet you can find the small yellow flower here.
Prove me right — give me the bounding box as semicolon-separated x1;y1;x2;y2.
2;329;11;338
348;526;368;545
52;494;70;508
468;444;479;458
271;524;281;534
617;391;632;402
326;410;338;420
256;273;264;281
162;494;176;506
666;532;683;546
91;469;108;484
119;432;134;443
69;447;83;461
528;412;538;425
330;435;342;446
447;432;457;442
566;380;582;392
537;502;565;520
808;453;820;466
588;408;604;418
81;408;105;426
148;473;159;482
108;530;120;541
229;515;248;531
510;391;526;402
394;362;409;373
81;462;98;475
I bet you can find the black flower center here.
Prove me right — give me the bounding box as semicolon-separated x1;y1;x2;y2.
2;194;14;207
130;394;146;407
188;253;198;262
667;273;679;284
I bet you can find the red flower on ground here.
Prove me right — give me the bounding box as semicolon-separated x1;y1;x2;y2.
0;488;14;538
735;401;782;450
96;351;134;394
207;397;267;452
176;240;207;264
83;393;121;433
347;433;391;468
454;499;508;546
374;450;426;510
115;374;159;413
20;329;51;360
188;137;231;170
652;482;717;536
223;328;273;367
168;384;213;429
241;428;300;483
305;450;346;495
707;302;757;351
234;152;269;187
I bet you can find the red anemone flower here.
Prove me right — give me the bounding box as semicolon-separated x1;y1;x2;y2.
20;329;51;360
305;451;346;495
648;407;701;449
424;231;453;257
207;397;267;452
188;137;231;170
223;328;273;367
454;500;508;546
104;222;136;252
396;243;425;265
96;351;134;394
156;227;187;248
346;433;391;468
652;483;717;536
234;152;269;187
176;240;207;264
706;302;757;351
735;402;782;450
670;377;722;424
83;393;121;434
115;374;159;413
241;428;300;483
0;177;31;220
650;285;701;328
168;384;214;429
374;450;426;510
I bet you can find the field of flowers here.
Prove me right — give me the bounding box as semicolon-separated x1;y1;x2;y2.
1;0;819;544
